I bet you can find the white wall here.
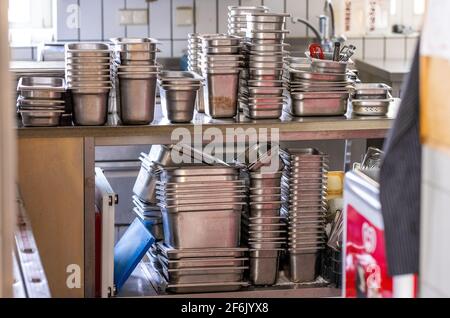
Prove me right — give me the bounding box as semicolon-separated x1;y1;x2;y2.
10;0;421;59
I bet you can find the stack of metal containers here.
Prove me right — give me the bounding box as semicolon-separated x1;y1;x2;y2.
111;38;160;125
158;71;203;123
154;164;249;293
187;33;205;113
286;55;353;116
240;12;290;119
199;34;243;118
16;77;66;127
280;148;329;283
227;6;268;37
351;83;392;116
65;43;112;125
131;150;164;242
237;144;285;286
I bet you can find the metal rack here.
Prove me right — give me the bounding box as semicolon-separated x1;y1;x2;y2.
16;103;395;297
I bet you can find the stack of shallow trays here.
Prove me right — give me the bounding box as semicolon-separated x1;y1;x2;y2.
187;33;201;73
111;38;160;125
16;76;66;127
285;55;353;117
188;33;206;113
132;195;164;241
227;6;268;37
199;34;243;118
237;144;285;286
65;42;112;125
240;12;290;119
154;164;249;293
280;148;329;283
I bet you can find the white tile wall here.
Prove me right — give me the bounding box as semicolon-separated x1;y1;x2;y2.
241;0;263;6
149;0;171;39
10;47;34;61
56;0;79;41
218;0;239;34
421;146;450;298
173;0;194;39
125;0;149;38
103;0;126;40
173;39;188;57
195;0;217;33
307;0;326;38
385;37;406;60
13;0;421;59
158;40;173;58
286;0;307;37
79;0;102;41
364;37;385;59
262;0;285;13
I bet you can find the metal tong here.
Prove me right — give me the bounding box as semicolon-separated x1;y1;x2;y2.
339;44;356;62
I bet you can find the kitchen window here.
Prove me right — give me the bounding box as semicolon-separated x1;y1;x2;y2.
8;0;55;46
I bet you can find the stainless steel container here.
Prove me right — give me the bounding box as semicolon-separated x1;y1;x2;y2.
166;281;247;293
250;255;280;285
290;92;349;116
352;99;391;116
288;252;318;283
19;110;63;127
204;72;239;118
161;209;241;249
158;244;248;260
159;87;198;123
72;92;108;125
111;37;159;52
119;74;157;125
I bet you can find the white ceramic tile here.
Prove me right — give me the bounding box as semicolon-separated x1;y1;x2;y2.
79;0;102;41
308;0;326;38
406;36;418;60
125;0;149;38
173;39;188;57
241;0;262;6
218;0;239;34
263;0;284;13
363;38;385;59
195;0;217;33
173;0;194;39
56;0;79;40
158;40;172;58
347;37;364;60
149;0;171;39
103;0;126;40
385;37;405;59
286;0;307;37
10;47;33;61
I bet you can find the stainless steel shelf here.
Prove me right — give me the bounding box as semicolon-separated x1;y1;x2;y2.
17;105;393;145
